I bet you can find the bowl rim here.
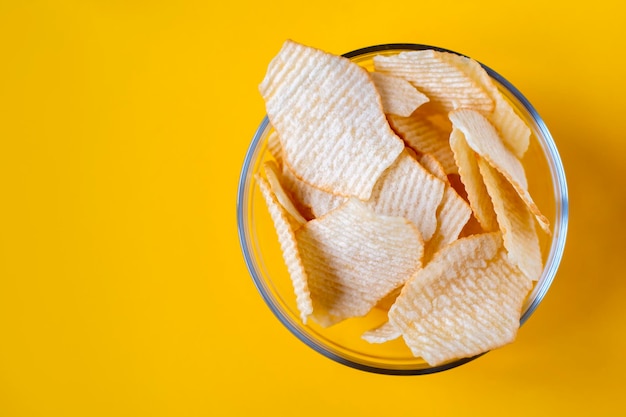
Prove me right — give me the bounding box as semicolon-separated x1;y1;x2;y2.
237;43;569;375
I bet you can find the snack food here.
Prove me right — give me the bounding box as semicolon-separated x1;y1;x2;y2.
255;40;551;365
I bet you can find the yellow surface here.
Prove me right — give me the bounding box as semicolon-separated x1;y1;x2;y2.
1;0;625;415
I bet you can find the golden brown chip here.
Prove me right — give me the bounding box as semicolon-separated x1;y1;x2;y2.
449;127;499;232
263;161;307;228
370;71;429;117
373;50;494;114
449;109;549;233
362;321;401;344
260;40;404;199
368;150;445;241
388;113;458;174
440;53;530;158
256;175;313;323
389;232;532;366
296;198;424;325
477;158;543;281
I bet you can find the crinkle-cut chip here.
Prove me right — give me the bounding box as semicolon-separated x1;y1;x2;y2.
263;161;307;228
449;109;550;233
370;71;429;117
419;153;448;183
281;163;346;219
388;113;458;174
477;158;543;281
373;50;494;114
266;130;283;167
449;127;499;232
296;198;424;325
368;150;445;241
389;232;532;366
440;53;530;158
260;40;404;200
362;321;401;344
424;186;472;262
375;284;403;311
256;175;313;323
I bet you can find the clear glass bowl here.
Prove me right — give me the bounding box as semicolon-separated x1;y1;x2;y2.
237;43;568;375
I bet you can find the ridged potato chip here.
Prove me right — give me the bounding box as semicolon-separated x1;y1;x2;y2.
449;109;549;233
389;233;532;366
388;113;458;174
260;40;404;199
478;158;543;281
449;126;499;232
296;199;424;325
263;161;307;228
424;186;472;262
280;162;345;219
256;174;313;323
440;53;530;158
373;50;494;114
370;71;429;117
367;150;445;241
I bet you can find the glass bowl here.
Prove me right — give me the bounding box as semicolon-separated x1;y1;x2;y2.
237;43;568;375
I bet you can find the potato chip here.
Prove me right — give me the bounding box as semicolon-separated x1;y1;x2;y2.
256;174;313;323
280;163;346;219
263;161;307;228
449;109;549;233
424;186;472;262
419;153;448;182
374;285;403;311
477;158;543;281
449;127;499;232
370;71;429;117
260;40;404;199
440;53;530;158
388;113;458;174
266;130;283;167
388;233;532;366
368;150;445;241
373;50;494;114
418;153;472;260
362;321;401;344
296;198;423;325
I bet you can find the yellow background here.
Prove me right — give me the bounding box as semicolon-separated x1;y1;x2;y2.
1;0;625;415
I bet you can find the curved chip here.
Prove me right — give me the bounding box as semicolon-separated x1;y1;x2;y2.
449;127;499;232
263;161;307;228
260;40;404;199
373;50;494;114
256;175;313;323
440;53;530;158
367;150;445;241
424;186;472;262
477;158;543;281
296;199;424;325
388;113;458;174
362;321;401;344
370;71;429;117
280;163;346;219
389;232;532;366
449;109;550;233
419;153;448;182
